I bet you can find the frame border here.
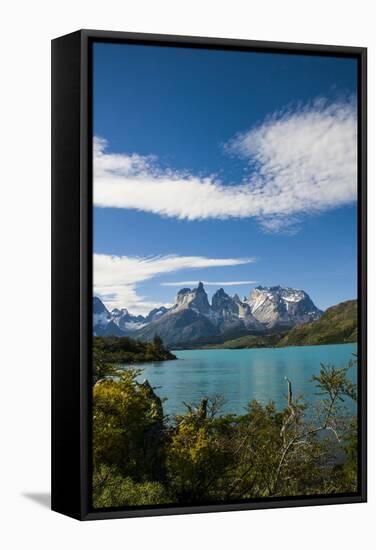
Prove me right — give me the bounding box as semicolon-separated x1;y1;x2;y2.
52;29;367;521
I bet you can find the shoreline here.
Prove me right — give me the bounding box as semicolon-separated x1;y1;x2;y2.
171;340;357;352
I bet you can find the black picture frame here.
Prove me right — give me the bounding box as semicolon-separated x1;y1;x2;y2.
51;29;367;520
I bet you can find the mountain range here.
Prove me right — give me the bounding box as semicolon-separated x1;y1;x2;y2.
208;300;357;349
93;283;323;346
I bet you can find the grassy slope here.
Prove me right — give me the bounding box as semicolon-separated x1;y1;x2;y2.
207;300;357;349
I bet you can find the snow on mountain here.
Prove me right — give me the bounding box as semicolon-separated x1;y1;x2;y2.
111;307;147;332
211;288;264;332
247;285;322;329
145;307;169;323
93;296;112;329
93;297;124;336
93;283;323;343
171;282;211;315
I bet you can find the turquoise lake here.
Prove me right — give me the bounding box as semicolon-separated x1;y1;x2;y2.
125;343;357;418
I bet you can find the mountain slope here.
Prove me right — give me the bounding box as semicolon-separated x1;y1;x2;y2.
212;300;357;349
93;297;124;336
205;332;286;349
136;308;219;346
277;299;357;347
212;288;264;332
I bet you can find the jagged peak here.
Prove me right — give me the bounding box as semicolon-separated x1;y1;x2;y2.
254;285;282;291
253;285;306;295
177;287;191;295
112;307;129;314
93;296;110;314
213;287;226;297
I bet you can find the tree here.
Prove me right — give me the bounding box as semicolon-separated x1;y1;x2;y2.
93;370;165;483
166;398;235;503
92;358;358;507
92;347;118;384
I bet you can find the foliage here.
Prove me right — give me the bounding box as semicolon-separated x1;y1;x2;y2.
92;346;119;384
166;399;236;503
93;370;166;482
93;465;169;508
93;335;176;371
92;358;358;509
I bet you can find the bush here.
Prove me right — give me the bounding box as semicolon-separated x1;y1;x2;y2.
93;464;171;507
92;360;358;507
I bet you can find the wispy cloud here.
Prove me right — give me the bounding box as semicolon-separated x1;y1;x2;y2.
94;253;255;314
161;280;257;287
94;98;357;231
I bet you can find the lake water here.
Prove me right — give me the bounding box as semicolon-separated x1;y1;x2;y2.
125;343;357;418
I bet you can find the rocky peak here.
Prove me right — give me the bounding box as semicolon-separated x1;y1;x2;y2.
248;286;322;328
145;307;168;323
173;282;210;314
111;307;129;317
93;296;121;335
212;288;238;316
214;287;226;296
93;296;109;315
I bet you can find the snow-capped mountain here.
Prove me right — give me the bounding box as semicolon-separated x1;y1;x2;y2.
145;307;168;323
111;308;147;332
171;282;211;315
247;286;322;329
93;297;124;336
93;283;322;345
135;283;219;345
211;288;264;332
93;296;111;326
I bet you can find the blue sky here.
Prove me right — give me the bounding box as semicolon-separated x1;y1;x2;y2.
93;42;358;314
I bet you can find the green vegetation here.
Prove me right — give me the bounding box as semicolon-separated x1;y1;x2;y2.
93;335;176;382
277;300;357;347
92;352;358;508
211;300;357;349
206;332;285;349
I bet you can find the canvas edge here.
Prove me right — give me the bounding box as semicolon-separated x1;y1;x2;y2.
51;29;367;521
51;30;83;520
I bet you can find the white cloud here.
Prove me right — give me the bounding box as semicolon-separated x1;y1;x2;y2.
161;280;257;287
94;253;255;314
93;98;357;230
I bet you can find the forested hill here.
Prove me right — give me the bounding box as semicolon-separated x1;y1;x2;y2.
93;335;176;365
209;300;357;349
277;299;357;347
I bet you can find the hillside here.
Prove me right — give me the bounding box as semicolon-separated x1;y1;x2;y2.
210;300;357;349
204;332;285;349
277;299;357;347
